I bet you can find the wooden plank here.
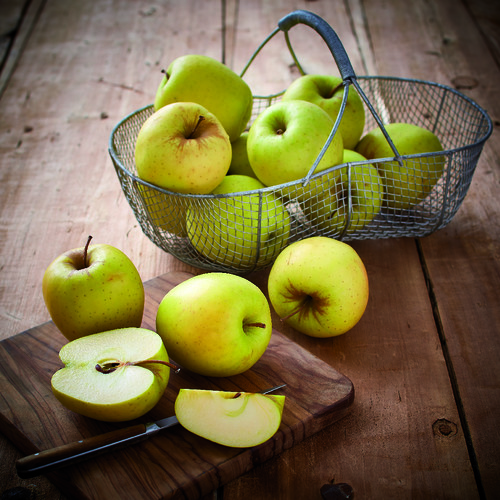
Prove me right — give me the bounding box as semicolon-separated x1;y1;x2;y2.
353;0;500;497
0;271;354;500
229;238;479;498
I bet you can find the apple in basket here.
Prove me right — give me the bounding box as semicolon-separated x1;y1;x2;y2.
186;174;291;268
282;74;366;150
268;236;369;338
51;328;176;421
135;101;232;194
246;100;343;190
228;131;258;179
154;54;253;142
175;389;285;447
42;236;145;341
156;273;272;377
355;122;445;211
301;149;385;236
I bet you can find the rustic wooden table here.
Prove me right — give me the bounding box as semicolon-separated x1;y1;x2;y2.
1;1;498;499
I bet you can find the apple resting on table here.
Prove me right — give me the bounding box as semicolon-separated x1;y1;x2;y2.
175;389;285;448
154;54;253;142
301;149;385;236
156;273;272;377
282;74;366;149
247;99;343;189
268;236;369;338
135;101;232;194
186;174;291;268
51;328;176;422
355;122;445;211
42;236;144;341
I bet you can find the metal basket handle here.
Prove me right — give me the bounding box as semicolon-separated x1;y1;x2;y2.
278;10;356;81
277;10;404;179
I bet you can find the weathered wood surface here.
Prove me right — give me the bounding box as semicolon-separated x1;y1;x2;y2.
0;0;498;499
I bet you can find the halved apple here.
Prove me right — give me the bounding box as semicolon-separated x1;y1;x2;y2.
175;389;285;447
51;327;175;422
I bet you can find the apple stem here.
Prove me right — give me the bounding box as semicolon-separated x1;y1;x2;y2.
245;322;266;329
83;235;93;268
136;359;181;373
187;115;205;139
95;359;180;374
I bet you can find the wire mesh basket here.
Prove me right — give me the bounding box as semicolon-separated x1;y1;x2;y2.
109;10;492;274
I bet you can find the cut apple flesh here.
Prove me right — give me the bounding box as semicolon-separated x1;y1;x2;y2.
175;389;285;447
51;328;171;422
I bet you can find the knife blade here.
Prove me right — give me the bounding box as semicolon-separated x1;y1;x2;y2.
15;383;286;478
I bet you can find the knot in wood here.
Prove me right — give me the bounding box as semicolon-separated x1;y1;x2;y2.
432;418;458;437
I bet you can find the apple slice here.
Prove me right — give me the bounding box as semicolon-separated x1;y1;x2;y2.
51;327;176;422
175;389;285;448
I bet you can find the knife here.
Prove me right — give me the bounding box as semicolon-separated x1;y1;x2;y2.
15;384;286;479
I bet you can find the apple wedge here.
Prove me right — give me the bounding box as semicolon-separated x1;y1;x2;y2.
51;327;176;422
175;389;285;448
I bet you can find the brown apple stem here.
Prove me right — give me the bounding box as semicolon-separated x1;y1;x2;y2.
245;322;266;329
95;359;180;374
83;235;93;268
136;359;181;373
188;115;205;139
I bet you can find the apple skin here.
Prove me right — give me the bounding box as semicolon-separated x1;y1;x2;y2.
355;122;445;211
247;100;343;187
268;236;369;338
154;54;253;142
156;273;272;377
282;74;365;149
135;102;232;194
42;240;145;341
51;328;171;422
175;389;285;448
301;149;384;235
228;132;258;179
186;175;291;268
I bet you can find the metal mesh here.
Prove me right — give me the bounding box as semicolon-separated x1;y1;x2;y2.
108;76;492;274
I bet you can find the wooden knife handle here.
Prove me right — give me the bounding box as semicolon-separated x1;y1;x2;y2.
16;423;148;478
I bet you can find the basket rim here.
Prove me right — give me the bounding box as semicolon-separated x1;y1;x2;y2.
108;74;493;199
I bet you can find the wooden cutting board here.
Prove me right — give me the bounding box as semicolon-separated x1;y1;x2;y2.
0;271;354;500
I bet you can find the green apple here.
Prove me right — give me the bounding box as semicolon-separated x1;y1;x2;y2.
247;99;343;187
301;149;384;235
268;236;369;338
228;132;258;178
154;54;253;142
51;327;175;422
355;122;445;211
175;389;285;447
186;175;291;268
42;236;145;341
135;102;232;194
156;273;272;377
282;74;365;149
137;183;190;237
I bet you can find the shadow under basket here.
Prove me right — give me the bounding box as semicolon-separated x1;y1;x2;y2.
108;10;492;274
